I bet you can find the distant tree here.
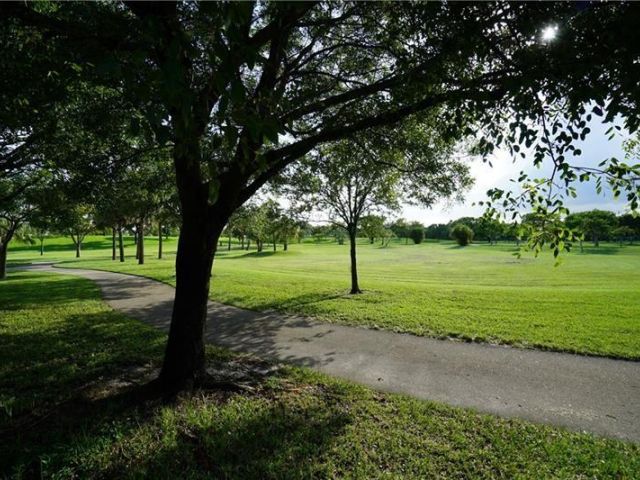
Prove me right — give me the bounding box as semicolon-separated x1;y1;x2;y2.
246;204;269;253
360;215;386;244
380;228;394;247
425;223;450;240
612;226;635;245
408;222;425;244
54;203;95;258
618;213;640;238
450;224;474;246
566;210;618;247
389;219;410;245
276;211;301;251
264;199;283;252
476;217;505;245
284;118;469;294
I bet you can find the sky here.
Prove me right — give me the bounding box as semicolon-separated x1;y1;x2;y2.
401;119;633;225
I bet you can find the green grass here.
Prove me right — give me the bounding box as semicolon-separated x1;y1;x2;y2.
14;234;639;359
1;271;639;478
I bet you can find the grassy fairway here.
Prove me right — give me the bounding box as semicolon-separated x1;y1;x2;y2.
1;271;639;478
9;234;640;358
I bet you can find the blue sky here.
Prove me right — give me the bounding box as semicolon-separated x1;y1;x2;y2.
403;119;634;224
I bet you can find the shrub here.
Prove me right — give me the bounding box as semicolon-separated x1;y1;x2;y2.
409;227;424;244
450;224;473;246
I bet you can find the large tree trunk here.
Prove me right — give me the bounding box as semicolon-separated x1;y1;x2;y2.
158;213;222;390
118;226;125;262
0;243;7;280
348;227;361;294
112;227;117;260
158;223;163;259
138;221;145;265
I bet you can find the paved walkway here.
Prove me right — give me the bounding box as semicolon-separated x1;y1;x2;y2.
22;264;640;442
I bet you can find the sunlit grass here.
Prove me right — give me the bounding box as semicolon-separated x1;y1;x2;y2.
1;272;639;478
10;234;640;358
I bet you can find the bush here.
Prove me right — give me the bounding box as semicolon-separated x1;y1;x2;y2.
409;227;424;244
450;224;473;246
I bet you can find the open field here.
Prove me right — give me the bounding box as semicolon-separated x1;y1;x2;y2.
8;234;640;359
1;271;639;478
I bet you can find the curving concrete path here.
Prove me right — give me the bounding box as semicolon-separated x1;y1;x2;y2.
21;264;640;442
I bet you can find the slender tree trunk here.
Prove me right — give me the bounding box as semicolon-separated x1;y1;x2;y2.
228;233;231;251
118;226;125;262
273;236;276;252
40;238;44;256
246;238;250;250
0;243;7;280
74;232;81;258
112;227;117;260
240;236;245;249
348;227;361;294
138;221;145;265
284;238;288;251
158;223;163;259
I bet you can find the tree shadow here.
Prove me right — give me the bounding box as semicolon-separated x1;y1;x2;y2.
125;384;352;479
215;250;281;260
576;245;625;255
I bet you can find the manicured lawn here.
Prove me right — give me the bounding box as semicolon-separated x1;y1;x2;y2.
16;234;639;359
1;271;639;478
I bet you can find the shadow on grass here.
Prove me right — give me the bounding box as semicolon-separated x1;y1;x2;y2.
126;387;351;479
1;272;353;478
216;250;282;260
576;246;627;255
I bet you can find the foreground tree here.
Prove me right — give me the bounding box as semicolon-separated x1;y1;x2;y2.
6;2;640;390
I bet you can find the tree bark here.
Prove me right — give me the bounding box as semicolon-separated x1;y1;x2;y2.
158;223;163;259
118;225;125;262
158;213;222;391
0;243;7;280
138;221;145;265
112;227;117;260
74;233;81;258
348;227;361;294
